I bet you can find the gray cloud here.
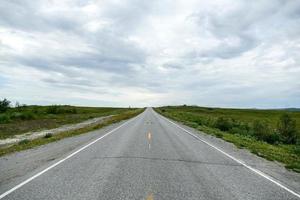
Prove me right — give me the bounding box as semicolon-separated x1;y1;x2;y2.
0;0;299;108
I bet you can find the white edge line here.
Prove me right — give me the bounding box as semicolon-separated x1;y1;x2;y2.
0;115;139;199
156;111;300;199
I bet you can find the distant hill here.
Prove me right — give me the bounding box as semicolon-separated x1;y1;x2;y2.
277;108;300;112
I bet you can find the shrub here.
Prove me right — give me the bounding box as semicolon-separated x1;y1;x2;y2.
230;127;249;136
0;114;10;123
18;139;30;145
214;117;233;131
46;105;60;114
64;107;77;114
10;112;36;120
192;118;203;125
185;121;198;128
232;123;251;135
293;145;300;155
215;132;223;138
277;114;298;144
44;133;53;138
46;105;77;114
252;120;279;144
0;98;10;113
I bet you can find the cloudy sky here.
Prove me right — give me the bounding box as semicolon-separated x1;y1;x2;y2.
0;0;299;108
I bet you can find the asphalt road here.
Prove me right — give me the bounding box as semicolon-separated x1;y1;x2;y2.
0;108;299;199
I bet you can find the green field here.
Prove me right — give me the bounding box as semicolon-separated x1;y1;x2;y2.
157;106;300;131
0;105;136;139
155;106;300;172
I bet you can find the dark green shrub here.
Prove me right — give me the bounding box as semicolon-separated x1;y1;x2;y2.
215;132;223;138
0;114;10;123
185;121;198;128
10;112;36;120
64;107;77;114
293;145;300;155
204;117;215;127
214;117;233;131
265;132;280;144
277;114;298;144
192;118;203;125
0;98;10;113
46;105;77;114
21;112;36;120
46;105;60;114
44;133;53;138
252;120;279;144
9;112;23;119
230;127;248;135
32;107;39;114
229;121;251;136
18;139;30;145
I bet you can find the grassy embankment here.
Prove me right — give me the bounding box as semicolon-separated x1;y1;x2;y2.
0;105;144;156
155;106;300;172
0;105;135;139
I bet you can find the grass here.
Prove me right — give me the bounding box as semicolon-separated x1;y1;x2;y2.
0;108;144;157
157;106;300;131
0;105;135;139
155;106;300;172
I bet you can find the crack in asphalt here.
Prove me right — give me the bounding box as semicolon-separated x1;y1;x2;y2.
91;156;242;167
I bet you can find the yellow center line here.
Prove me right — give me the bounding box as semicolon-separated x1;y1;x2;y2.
146;193;154;200
147;132;152;141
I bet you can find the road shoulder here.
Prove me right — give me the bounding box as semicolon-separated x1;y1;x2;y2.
157;112;300;194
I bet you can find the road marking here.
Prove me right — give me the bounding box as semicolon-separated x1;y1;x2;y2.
147;132;152;141
0;116;138;199
147;132;152;150
157;113;300;199
146;192;154;200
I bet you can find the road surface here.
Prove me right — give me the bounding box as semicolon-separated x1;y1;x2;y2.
0;108;299;199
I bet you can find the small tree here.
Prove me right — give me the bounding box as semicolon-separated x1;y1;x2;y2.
277;114;298;144
214;117;232;131
0;98;11;113
252;120;278;143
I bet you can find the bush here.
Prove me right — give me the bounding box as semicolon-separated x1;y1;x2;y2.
277;114;298;144
15;104;28;113
44;133;53;138
252;120;279;144
0;113;10;123
64;107;77;114
10;112;36;120
46;105;77;114
230;127;249;136
214;117;233;131
215;132;223;138
18;139;30;145
46;105;60;114
192;118;203;125
0;98;11;113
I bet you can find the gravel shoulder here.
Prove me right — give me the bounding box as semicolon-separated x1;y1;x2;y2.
0;119;127;194
161;114;300;194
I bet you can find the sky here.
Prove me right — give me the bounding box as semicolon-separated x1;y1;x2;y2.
0;0;300;108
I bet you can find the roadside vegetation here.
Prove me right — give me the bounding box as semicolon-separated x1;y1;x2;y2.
0;109;143;156
0;98;136;139
155;105;300;172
